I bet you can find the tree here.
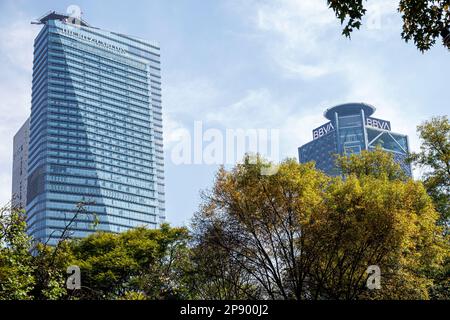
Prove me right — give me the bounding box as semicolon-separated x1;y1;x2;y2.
30;202;97;300
337;147;408;181
192;156;447;299
0;204;35;300
408;116;450;228
69;224;192;300
1;197;194;300
30;241;74;300
189;221;262;299
327;0;450;52
338;148;449;299
407;116;450;300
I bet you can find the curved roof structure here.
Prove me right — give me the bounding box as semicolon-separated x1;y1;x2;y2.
324;103;376;120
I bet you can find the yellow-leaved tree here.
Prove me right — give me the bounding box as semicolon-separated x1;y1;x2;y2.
191;152;448;299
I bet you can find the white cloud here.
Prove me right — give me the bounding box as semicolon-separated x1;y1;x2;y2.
340;57;420;152
204;88;326;156
253;0;338;79
163;76;222;150
364;0;400;35
0;12;37;206
0;20;37;71
236;0;402;80
164;83;326;162
164;77;221;115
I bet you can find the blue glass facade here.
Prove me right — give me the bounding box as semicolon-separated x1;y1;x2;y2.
26;13;165;244
298;103;412;176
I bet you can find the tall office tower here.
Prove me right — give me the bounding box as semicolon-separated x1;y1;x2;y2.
298;103;411;176
26;11;165;244
12;118;30;209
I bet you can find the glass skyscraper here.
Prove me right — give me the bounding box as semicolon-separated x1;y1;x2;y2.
298;103;411;176
23;11;165;244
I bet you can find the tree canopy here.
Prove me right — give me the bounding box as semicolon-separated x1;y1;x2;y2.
0;204;34;300
1;141;449;300
327;0;450;52
408;116;450;228
69;224;191;299
192;156;448;299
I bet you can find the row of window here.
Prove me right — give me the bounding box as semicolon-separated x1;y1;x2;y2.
49;71;157;100
48;76;150;103
46;156;153;182
47;114;152;142
47;53;149;90
48;164;154;190
26;191;158;228
47;85;151;119
47;38;150;74
49;98;152;124
45;192;155;215
51;22;160;61
47;68;149;104
48;81;150;113
47;110;152;138
46;208;157;225
46;151;153;177
47;49;149;81
47;143;153;171
50;39;149;83
47;177;154;200
47;136;153;159
47;134;153;162
49;26;154;70
47;183;155;205
47;125;152;149
47;168;153;189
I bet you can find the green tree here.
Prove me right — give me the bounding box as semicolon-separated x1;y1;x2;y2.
192;156;447;299
406;116;450;300
1;199;194;300
408;116;450;227
338;148;449;299
69;224;192;300
30;241;74;300
0;204;35;300
29;202;97;300
337;147;408;181
327;0;450;52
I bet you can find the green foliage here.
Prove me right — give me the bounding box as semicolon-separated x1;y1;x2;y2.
337;146;408;181
407;116;450;299
31;241;74;300
327;0;450;52
69;224;192;299
408;116;450;227
327;0;367;37
0;204;193;300
399;0;450;52
0;205;35;300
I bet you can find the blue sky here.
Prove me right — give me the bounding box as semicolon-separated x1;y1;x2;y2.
0;0;448;227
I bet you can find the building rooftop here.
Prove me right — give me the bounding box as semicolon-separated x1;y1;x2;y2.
31;10;160;48
324;102;376;120
31;10;92;27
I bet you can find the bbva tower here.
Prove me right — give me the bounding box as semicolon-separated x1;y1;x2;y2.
13;11;165;244
298;103;412;176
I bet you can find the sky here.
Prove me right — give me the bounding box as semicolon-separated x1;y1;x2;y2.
0;0;448;227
